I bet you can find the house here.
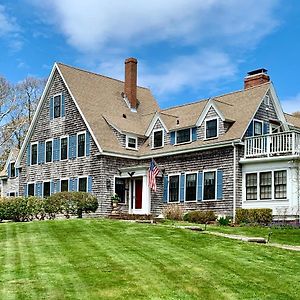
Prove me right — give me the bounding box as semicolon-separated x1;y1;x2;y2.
0;148;19;197
4;58;300;220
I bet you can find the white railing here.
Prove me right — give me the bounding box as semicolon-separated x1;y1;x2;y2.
245;131;300;158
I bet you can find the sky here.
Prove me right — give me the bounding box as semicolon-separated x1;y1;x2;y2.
1;0;300;112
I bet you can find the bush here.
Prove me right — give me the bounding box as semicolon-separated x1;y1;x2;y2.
162;205;184;221
235;208;273;225
217;216;231;226
183;210;217;224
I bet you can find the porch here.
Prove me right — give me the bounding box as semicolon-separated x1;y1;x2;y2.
244;131;300;158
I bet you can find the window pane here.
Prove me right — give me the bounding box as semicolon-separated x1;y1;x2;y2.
153;130;163;148
28;183;34;196
115;178;126;203
206;119;218;138
176;129;190;144
54;95;61;118
260;172;272;199
185;173;197;201
254;121;262;136
10;162;15;177
61;180;68;192
246;173;257;200
31;144;37;165
43;182;50;197
46;141;52;162
203;171;215;200
61;138;68;160
127;137;136;149
79;178;87;192
274;170;287;199
78;134;85;157
169;175;179;202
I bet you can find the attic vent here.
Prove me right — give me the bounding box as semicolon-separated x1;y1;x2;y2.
123;114;127;118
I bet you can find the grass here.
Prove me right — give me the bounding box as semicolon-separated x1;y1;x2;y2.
0;219;299;300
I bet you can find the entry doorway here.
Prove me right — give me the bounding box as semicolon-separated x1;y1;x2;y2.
134;178;143;209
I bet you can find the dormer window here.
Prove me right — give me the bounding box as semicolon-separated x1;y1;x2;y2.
153;129;163;148
126;136;137;150
264;94;270;106
205;119;218;139
176;128;191;144
54;94;62;118
10;162;15;178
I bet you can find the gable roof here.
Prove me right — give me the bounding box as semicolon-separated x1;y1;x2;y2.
0;148;19;178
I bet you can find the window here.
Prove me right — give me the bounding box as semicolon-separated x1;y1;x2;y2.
260;172;272;199
9;192;16;197
274;170;287;199
203;171;216;200
77;133;86;157
115;178;126;203
10;162;15;177
79;177;87;192
31;143;38;165
264;95;270;106
185;173;197;201
127;136;137;149
46;140;52;163
205;119;218;139
53;95;61;118
61;179;69;192
43;182;51;198
246;173;257;200
28;183;35;196
61;137;68;160
254;120;263;136
169;175;179;202
176;129;191;144
153;130;163;148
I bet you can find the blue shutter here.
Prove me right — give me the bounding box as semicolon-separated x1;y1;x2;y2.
163;175;168;203
170;132;175;145
217;170;223;200
69;135;76;159
74;178;78;191
50;97;54;120
8;163;11;177
68;136;73;159
86;131;91;156
192;127;197;141
35;182;41;197
27;145;31;166
197;171;203;201
61;94;65;117
53;138;60;161
180;173;185;202
50;180;54;195
38;141;45;164
263;122;269;135
24;184;28;197
16;168;19;177
88;176;92;193
69;178;73;191
246;120;254;137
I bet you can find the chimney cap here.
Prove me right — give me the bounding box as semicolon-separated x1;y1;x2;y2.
247;68;268;76
125;57;137;64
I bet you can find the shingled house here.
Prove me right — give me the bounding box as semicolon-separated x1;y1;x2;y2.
6;58;300;219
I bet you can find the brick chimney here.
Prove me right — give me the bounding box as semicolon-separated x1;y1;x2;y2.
244;68;270;89
125;57;137;109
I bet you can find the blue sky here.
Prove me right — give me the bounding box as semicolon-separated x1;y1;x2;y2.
1;0;300;112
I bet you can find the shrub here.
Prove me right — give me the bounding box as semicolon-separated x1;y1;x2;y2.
183;210;217;224
217;216;231;226
162;205;184;221
235;208;273;225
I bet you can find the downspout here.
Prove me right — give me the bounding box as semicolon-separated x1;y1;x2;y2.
232;142;237;223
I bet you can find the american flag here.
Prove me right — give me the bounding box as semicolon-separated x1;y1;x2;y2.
148;159;160;191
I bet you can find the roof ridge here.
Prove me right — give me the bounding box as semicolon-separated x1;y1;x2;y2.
56;62;150;91
162;98;209;111
213;99;234;107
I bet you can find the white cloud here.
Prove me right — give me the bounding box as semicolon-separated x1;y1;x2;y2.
0;5;18;37
282;93;300;113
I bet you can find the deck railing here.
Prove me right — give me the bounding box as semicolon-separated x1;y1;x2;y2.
244;131;300;158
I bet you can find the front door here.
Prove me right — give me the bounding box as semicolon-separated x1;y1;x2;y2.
135;178;143;209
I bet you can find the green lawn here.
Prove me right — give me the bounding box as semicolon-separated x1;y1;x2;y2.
0;219;299;300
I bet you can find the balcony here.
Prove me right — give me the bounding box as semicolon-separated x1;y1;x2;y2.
244;131;300;158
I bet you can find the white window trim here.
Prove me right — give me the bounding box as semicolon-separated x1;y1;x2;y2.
42;181;51;198
204;117;219;140
175;128;192;145
27;181;35;196
45;138;53;163
78;175;88;192
253;119;264;136
113;175;127;205
184;171;198;202
264;94;270;106
30;142;38;165
152;129;164;149
53;92;63;119
60;177;69;192
60;135;69;161
77;131;86;157
202;169;217;201
167;173;181;203
126;135;138;150
244;169;288;202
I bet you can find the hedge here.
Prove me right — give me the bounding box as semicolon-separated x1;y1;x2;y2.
0;192;98;222
183;210;217;224
235;208;273;225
